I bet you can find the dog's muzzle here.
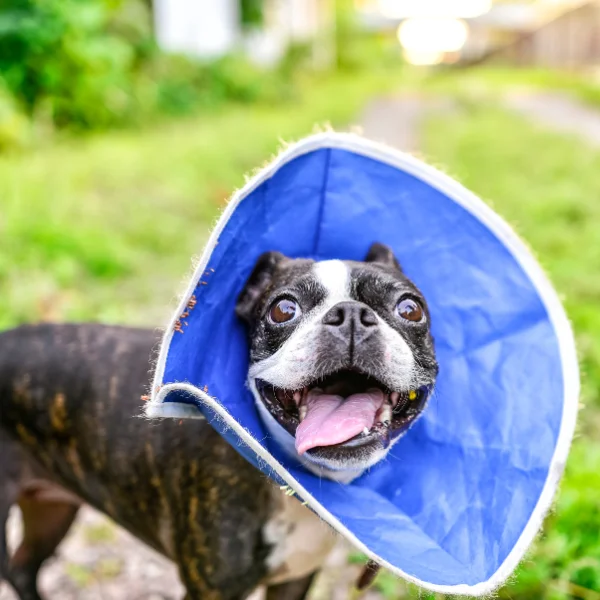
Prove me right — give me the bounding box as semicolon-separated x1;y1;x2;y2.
255;370;431;456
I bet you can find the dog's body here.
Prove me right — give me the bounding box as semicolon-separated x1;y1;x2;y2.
0;243;437;600
0;324;331;600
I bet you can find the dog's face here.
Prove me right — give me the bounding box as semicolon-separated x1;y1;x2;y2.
236;243;438;481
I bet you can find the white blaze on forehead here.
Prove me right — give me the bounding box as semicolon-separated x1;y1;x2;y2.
313;260;351;303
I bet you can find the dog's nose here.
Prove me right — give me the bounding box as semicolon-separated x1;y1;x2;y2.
322;301;378;340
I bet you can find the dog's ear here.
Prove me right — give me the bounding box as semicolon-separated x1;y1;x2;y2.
365;242;403;272
236;251;286;325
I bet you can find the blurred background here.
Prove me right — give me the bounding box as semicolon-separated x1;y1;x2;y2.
1;0;600;598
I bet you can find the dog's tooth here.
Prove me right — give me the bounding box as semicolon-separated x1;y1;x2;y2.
362;427;369;435
299;404;307;422
389;391;400;406
378;403;392;423
293;390;302;404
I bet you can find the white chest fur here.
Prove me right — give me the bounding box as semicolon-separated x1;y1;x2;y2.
263;486;337;585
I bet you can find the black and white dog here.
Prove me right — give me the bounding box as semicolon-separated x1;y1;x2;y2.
236;243;438;483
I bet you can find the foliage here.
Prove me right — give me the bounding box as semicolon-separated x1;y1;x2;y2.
239;0;264;28
0;0;151;129
0;0;295;140
144;52;295;118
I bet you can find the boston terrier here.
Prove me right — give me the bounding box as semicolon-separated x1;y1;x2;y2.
0;243;436;600
236;242;438;483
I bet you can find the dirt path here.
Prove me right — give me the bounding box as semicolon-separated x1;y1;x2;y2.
505;91;600;147
1;506;184;600
1;95;426;600
360;95;424;153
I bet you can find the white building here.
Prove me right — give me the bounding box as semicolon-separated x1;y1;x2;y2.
153;0;334;66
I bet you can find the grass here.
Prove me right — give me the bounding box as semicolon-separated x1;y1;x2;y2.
414;66;600;109
0;69;396;329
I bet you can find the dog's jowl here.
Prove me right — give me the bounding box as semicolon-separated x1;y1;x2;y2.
0;243;437;600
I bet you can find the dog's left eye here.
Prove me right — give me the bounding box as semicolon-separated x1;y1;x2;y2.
397;298;424;323
269;298;301;324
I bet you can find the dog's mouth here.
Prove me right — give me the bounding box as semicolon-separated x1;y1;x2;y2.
255;369;430;456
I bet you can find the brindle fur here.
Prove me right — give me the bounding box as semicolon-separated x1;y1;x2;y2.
0;323;316;600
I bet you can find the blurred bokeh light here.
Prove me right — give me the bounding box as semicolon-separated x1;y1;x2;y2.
379;0;492;19
398;17;470;64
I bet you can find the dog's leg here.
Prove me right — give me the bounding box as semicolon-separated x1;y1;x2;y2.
0;482;17;584
0;433;25;584
6;494;79;600
265;573;317;600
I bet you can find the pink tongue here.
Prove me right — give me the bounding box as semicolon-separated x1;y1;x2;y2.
295;388;385;455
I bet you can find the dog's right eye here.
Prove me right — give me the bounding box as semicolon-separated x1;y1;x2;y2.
268;298;301;324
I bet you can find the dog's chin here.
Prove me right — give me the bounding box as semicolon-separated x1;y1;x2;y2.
250;369;432;483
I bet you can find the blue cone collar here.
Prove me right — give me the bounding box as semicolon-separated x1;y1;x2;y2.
146;133;578;595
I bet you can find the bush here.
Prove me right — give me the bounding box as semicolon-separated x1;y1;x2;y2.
140;52;295;118
0;0;342;143
240;0;264;28
0;0;299;135
0;0;152;130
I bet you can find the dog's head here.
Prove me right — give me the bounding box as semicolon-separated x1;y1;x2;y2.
236;243;438;481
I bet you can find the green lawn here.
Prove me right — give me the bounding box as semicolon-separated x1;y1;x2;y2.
0;70;395;329
413;66;600;110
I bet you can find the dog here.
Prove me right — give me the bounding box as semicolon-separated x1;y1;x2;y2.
236;243;438;482
0;243;437;600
